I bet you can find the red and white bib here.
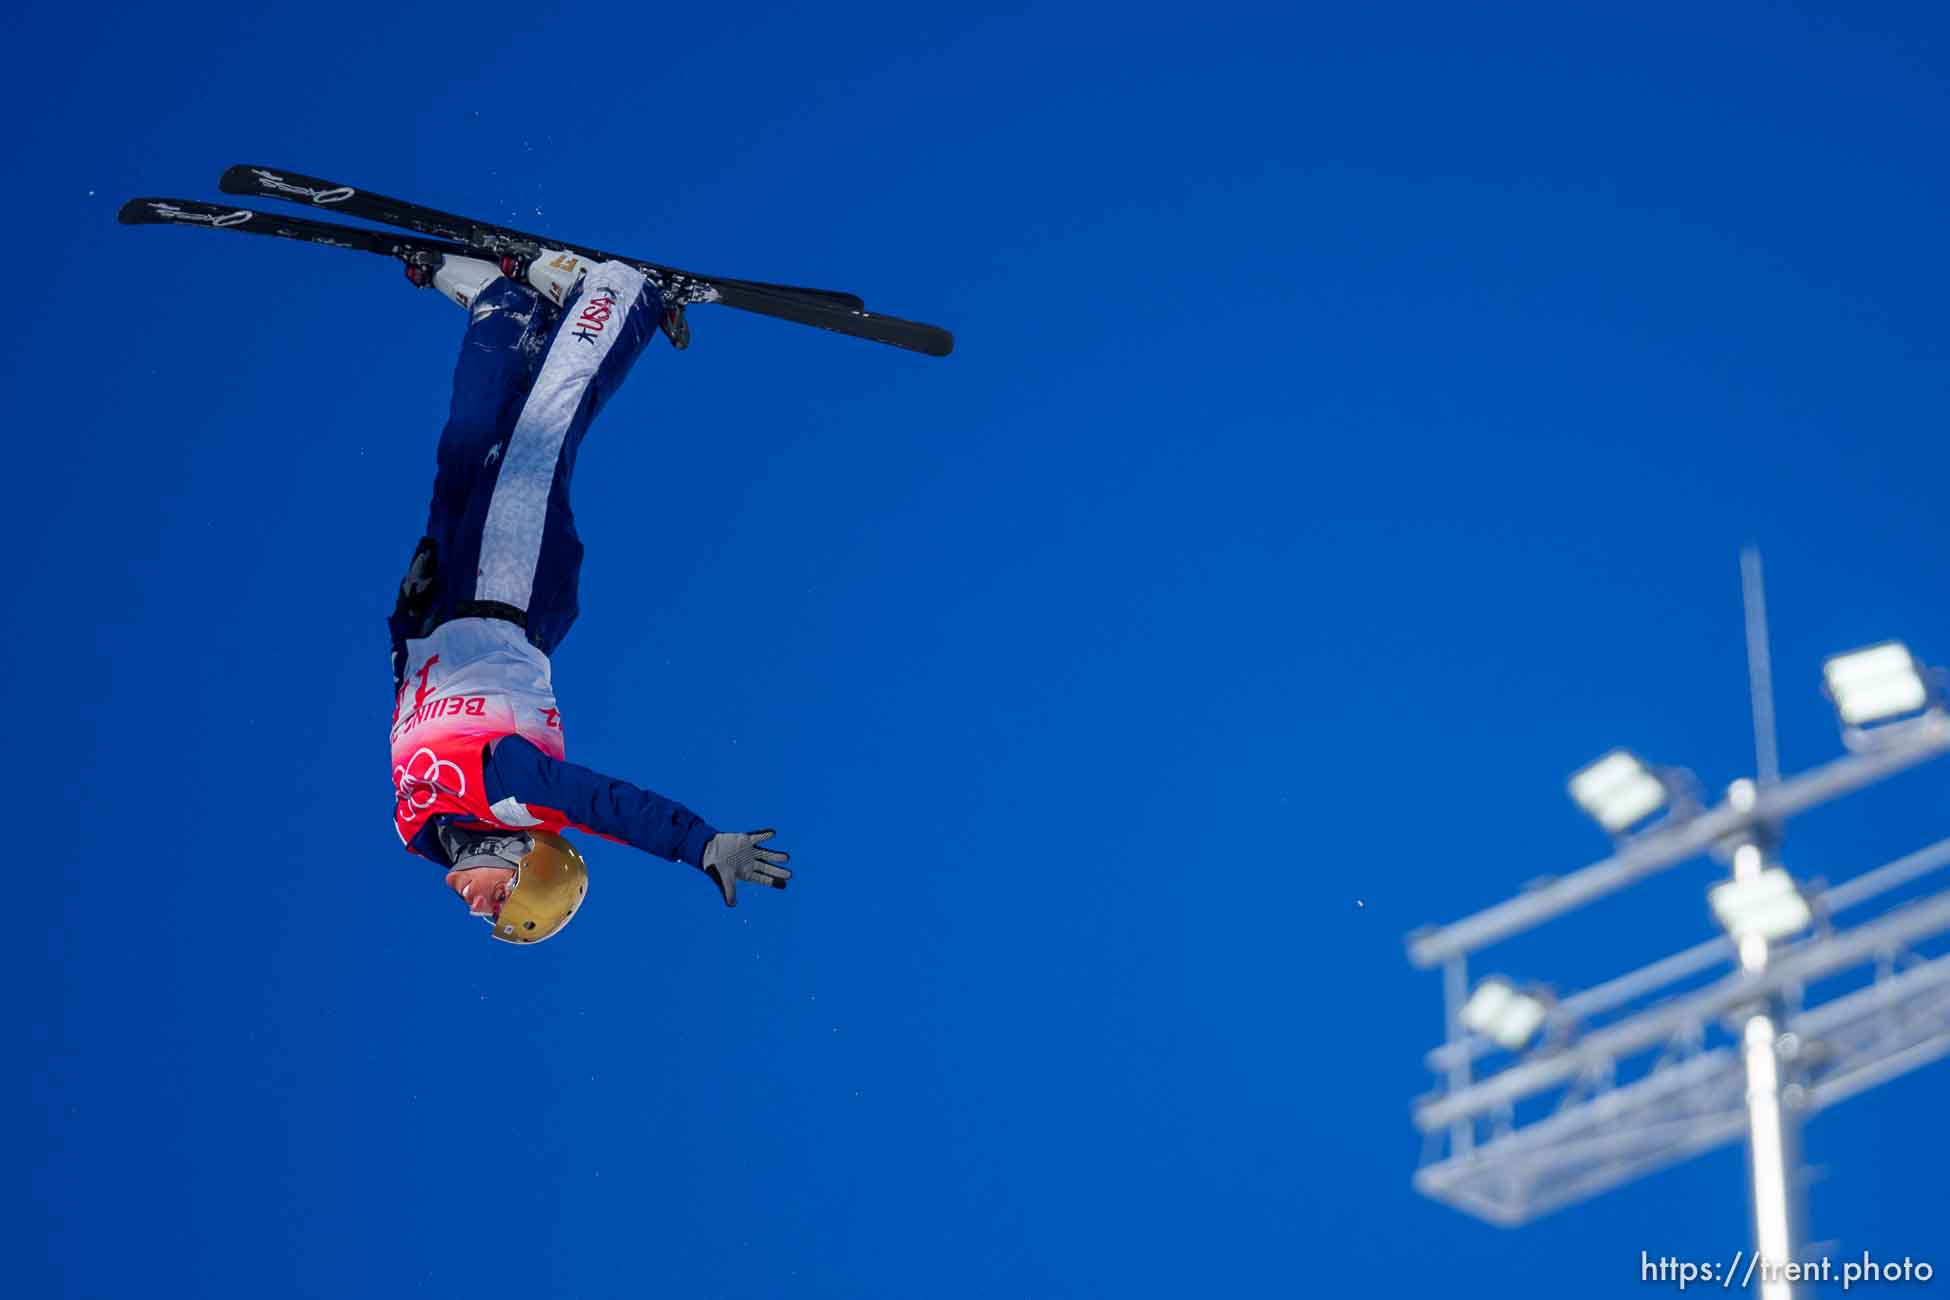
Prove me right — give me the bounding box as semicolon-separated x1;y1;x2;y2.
389;618;567;847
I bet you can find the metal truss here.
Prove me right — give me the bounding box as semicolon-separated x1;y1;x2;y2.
1412;867;1950;1226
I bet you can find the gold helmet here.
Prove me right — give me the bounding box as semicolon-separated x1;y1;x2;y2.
488;831;590;944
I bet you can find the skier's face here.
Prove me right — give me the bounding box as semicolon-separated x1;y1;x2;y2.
446;866;517;920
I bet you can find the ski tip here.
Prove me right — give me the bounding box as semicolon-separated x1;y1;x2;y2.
117;197;262;230
220;163;358;207
217;163;289;196
889;320;954;357
117;197;240;227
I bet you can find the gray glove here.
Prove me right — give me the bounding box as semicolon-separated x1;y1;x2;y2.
701;829;792;907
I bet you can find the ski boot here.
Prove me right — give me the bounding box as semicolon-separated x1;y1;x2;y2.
402;250;440;290
660;301;691;350
404;251;503;311
499;245;590;308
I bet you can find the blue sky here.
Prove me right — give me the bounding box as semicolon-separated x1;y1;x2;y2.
10;2;1950;1296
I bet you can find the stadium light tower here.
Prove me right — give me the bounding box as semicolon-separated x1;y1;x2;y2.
1406;549;1950;1299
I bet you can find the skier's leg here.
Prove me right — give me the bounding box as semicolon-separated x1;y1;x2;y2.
425;275;560;550
389;269;560;683
456;261;664;655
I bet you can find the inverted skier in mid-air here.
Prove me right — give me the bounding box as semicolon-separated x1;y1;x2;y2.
120;164;954;942
386;249;791;942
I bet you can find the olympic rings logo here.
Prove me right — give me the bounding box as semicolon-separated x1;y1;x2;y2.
394;747;466;821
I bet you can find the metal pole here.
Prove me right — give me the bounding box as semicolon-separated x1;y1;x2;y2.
1741;1009;1802;1299
1738;553;1801;1296
1730;841;1802;1300
1742;547;1782;787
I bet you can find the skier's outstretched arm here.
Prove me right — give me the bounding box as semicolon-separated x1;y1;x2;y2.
482;734;791;905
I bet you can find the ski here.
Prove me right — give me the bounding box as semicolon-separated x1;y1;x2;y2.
215;164;953;357
124;197;953;357
120;196;467;264
221;163;866;310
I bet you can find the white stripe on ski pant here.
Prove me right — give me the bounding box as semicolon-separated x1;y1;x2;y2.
475;262;648;613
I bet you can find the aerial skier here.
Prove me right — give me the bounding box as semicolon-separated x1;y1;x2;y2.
387;249;791;943
120;164;952;944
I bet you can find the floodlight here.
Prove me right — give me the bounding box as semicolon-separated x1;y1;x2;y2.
1823;642;1929;727
1568;750;1667;833
1459;977;1549;1050
1709;867;1813;944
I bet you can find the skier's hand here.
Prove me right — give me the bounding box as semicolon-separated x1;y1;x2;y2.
700;830;791;907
